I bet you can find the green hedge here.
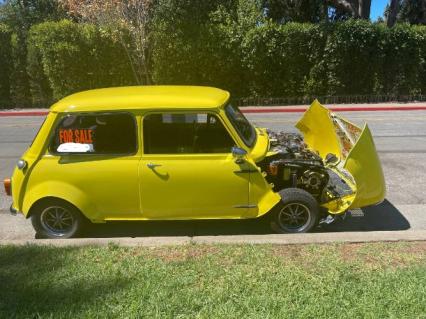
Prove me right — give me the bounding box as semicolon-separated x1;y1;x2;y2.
150;0;250;97
27;26;53;107
322;20;382;96
242;22;326;97
1;18;426;107
0;24;12;107
27;20;134;101
415;25;426;95
152;17;426;98
379;24;425;95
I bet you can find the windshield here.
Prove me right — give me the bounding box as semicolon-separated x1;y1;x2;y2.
225;104;256;148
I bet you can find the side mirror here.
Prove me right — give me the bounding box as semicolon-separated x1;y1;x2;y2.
231;146;247;164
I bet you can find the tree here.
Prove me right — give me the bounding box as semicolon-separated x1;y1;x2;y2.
61;0;155;85
262;0;328;23
398;0;426;24
386;0;426;27
150;0;251;95
262;0;369;23
386;0;399;27
327;0;371;19
0;0;66;106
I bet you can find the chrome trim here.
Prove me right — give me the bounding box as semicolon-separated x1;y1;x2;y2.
40;206;76;237
233;204;257;208
17;159;27;170
147;162;162;169
277;203;311;232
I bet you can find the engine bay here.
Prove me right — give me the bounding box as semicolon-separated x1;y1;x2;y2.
258;130;353;206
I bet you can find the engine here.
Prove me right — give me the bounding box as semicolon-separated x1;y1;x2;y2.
268;131;320;160
258;131;330;198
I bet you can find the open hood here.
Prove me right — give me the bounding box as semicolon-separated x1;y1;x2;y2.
295;100;386;209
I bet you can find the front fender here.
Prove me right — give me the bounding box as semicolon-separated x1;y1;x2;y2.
343;124;386;208
23;181;98;221
296;100;386;211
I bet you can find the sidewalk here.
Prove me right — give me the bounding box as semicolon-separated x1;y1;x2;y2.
1;102;426;116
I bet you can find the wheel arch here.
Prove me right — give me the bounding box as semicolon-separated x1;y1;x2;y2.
27;196;82;219
23;181;97;221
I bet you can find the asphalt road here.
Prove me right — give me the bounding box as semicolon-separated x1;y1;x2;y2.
1;110;426;239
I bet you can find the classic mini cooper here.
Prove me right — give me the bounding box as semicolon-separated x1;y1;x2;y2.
4;86;385;238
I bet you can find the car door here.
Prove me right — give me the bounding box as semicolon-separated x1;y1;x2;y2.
139;112;250;219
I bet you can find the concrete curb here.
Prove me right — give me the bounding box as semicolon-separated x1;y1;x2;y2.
0;236;192;247
1;230;426;247
193;230;426;245
1;105;426;116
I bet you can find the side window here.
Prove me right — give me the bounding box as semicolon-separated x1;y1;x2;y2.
50;113;137;155
143;113;235;154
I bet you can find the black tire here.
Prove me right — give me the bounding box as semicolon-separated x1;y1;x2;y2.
31;199;86;239
270;188;319;234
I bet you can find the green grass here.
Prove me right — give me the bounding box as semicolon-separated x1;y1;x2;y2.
1;242;426;318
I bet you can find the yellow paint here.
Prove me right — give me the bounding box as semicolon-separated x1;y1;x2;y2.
296;100;386;213
343;124;386;209
11;86;279;221
321;194;356;214
11;112;57;213
50;86;230;113
139;154;251;219
10;88;384;222
22;155;141;221
296;100;342;159
249;127;270;162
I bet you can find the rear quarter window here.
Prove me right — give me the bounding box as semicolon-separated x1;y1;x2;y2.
50;112;137;155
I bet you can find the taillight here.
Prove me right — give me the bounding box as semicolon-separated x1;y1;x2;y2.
3;178;11;196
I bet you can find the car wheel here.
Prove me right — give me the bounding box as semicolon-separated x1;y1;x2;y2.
31;199;85;239
271;188;319;234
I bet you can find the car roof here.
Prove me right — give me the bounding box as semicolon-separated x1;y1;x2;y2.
50;86;231;113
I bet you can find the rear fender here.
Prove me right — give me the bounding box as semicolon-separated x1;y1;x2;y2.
23;181;98;221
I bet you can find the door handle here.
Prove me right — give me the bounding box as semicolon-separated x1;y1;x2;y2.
147;162;162;169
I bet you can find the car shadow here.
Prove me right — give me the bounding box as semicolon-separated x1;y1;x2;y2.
81;199;410;238
319;199;410;232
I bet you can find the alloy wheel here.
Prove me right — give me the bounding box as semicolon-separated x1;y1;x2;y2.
277;203;312;232
40;206;76;237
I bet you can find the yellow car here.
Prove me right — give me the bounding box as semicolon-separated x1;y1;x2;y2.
4;86;385;238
